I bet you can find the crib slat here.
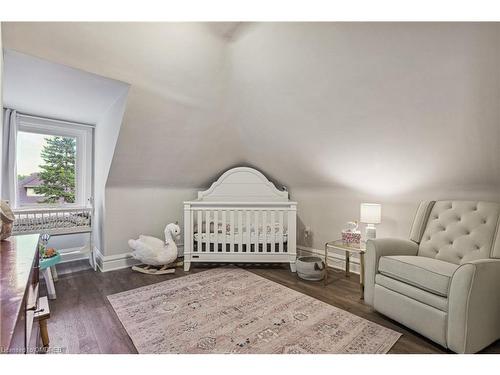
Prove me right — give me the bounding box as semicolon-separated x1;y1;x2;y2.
270;211;275;253
262;211;267;252
205;210;211;252
246;211;251;252
181;207;293;257
254;210;259;252
222;211;227;252
229;211;235;252
197;210;202;253
238;211;243;253
214;210;219;252
278;210;284;253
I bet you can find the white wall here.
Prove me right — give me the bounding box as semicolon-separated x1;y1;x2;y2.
292;187;500;252
228;23;500;192
94;89;129;253
227;23;500;253
104;186;197;256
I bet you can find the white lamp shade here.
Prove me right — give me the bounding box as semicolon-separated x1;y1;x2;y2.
360;203;381;224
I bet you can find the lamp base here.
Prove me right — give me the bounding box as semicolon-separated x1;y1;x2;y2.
365;224;377;241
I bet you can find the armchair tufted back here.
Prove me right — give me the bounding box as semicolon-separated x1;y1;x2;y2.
412;201;500;264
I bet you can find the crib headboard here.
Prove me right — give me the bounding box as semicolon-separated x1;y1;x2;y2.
196;167;289;202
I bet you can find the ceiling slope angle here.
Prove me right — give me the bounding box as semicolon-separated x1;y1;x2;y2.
3;22;500;195
226;22;500;195
2;22;245;189
3;49;130;192
3;49;129;125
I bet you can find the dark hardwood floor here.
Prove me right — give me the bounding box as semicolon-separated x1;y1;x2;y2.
41;261;500;354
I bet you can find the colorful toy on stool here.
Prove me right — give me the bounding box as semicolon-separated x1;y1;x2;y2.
39;234;61;300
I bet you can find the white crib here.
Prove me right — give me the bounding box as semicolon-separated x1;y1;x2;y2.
183;167;297;272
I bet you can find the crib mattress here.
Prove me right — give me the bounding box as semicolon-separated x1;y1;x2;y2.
193;232;288;244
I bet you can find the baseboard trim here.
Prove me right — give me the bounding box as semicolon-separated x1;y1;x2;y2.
94;245;185;272
297;245;360;275
94;244;359;273
59;247;89;263
94;247;140;272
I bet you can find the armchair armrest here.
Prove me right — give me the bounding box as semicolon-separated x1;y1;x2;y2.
364;238;419;306
447;258;500;353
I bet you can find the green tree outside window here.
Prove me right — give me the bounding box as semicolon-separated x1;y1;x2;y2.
34;136;76;203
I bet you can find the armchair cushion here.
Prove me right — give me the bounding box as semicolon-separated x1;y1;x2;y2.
378;255;459;297
418;201;500;264
375;274;449;311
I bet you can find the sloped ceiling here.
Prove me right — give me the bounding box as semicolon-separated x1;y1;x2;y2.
206;22;247;41
3;22;500;195
227;23;500;195
3;49;128;124
2;22;243;188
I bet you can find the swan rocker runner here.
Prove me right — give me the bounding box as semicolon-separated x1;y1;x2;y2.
128;222;182;275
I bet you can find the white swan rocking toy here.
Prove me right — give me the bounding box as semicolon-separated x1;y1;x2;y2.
129;222;181;275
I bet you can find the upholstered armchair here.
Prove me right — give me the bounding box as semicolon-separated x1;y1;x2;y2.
365;201;500;353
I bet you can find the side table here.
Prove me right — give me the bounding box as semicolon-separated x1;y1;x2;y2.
324;240;366;299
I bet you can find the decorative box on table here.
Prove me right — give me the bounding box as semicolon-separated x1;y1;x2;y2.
341;221;361;245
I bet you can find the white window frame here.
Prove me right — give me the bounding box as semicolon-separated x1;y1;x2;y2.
15;115;93;209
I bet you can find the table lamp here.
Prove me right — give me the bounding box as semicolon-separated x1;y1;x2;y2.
360;203;381;240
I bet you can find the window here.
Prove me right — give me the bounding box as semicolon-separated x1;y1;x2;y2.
15;115;93;208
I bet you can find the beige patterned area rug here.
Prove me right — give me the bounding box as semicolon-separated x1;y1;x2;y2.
108;268;401;354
